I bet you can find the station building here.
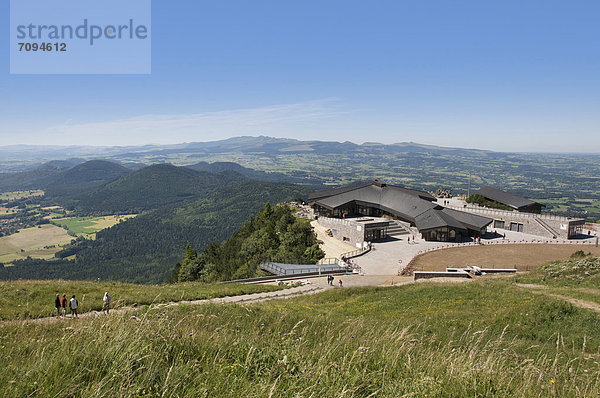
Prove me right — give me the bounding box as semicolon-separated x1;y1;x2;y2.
309;179;492;245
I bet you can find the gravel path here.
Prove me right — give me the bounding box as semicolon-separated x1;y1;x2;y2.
8;285;325;325
515;283;600;315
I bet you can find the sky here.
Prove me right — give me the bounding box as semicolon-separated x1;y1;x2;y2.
1;0;599;152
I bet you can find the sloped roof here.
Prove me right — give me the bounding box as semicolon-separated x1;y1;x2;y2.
440;207;493;231
310;180;492;232
308;180;435;202
415;209;467;232
308;182;372;202
476;186;538;210
313;183;436;223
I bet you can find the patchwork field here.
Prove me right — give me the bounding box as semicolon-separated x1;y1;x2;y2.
0;190;43;201
410;244;600;272
0;224;72;263
0;206;18;215
53;214;136;237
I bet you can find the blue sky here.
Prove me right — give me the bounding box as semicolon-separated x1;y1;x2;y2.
1;0;599;152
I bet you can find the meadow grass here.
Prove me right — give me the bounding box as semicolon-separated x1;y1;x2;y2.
0;280;285;320
53;215;136;237
1;279;599;397
515;254;600;289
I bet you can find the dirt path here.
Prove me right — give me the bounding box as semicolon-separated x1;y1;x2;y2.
6;285;325;326
515;283;600;314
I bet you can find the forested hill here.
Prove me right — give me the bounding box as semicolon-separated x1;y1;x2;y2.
186;161;306;184
71;164;247;215
44;160;130;199
0;180;308;283
0;159;128;199
172;203;324;282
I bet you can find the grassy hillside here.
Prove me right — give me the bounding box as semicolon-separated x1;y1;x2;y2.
1;278;599;396
517;252;600;287
0;280;284;320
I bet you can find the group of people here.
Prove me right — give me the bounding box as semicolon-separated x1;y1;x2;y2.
54;293;79;318
53;291;112;318
326;274;343;287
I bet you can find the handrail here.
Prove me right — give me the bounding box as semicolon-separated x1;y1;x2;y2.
446;205;584;222
412;238;597;257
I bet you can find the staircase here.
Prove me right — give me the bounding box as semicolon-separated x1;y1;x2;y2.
387;220;410;237
533;217;560;239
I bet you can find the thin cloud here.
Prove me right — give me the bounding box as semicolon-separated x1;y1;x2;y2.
45;98;346;146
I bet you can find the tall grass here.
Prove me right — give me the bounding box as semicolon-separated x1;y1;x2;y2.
1;279;599;396
0;280;285;320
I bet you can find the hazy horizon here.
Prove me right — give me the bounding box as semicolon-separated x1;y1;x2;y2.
1;135;600;156
2;1;599;152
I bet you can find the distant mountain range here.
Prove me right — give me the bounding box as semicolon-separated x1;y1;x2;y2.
0;136;499;172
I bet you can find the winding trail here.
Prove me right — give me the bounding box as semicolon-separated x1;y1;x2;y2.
7;285;325;326
515;283;600;314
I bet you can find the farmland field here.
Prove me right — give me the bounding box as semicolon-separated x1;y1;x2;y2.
0;224;72;263
53;214;136;237
0;190;44;201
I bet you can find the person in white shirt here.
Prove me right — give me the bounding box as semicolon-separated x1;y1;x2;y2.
69;295;78;318
103;292;111;314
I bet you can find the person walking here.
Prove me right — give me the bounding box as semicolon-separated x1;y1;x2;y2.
338;279;343;287
102;292;111;314
69;295;79;318
60;294;68;317
54;294;61;317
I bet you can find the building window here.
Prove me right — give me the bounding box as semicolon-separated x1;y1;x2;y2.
510;222;523;232
494;220;505;229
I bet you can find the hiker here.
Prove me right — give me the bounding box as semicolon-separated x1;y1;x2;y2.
407;236;410;244
54;294;61;317
69;295;79;318
60;294;68;317
102;292;111;314
329;276;334;286
338;279;343;287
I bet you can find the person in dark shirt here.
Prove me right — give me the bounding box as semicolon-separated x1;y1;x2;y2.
54;294;61;317
60;294;68;317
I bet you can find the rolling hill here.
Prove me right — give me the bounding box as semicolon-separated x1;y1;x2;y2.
72;164;247;214
0;178;308;283
43;160;130;199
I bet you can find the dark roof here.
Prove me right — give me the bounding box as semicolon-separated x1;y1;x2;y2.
308;182;372;202
310;180;492;232
308;179;435;202
312;184;435;223
440;207;493;231
476;186;539;210
415;209;467;232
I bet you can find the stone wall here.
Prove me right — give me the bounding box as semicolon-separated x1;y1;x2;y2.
448;205;585;239
316;217;365;249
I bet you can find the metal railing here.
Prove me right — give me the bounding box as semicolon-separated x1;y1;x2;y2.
446;205;584;222
412;238;598;258
260;261;347;276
